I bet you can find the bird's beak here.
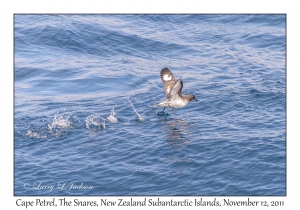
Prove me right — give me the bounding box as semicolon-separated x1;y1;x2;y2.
194;98;198;101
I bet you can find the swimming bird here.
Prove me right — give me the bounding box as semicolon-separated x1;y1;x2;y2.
155;68;197;115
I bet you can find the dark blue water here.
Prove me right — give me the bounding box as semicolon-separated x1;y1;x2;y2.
14;14;286;196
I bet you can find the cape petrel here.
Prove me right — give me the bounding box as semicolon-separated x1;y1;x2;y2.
155;68;197;115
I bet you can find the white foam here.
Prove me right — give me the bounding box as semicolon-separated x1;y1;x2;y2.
86;115;106;130
25;130;46;139
107;106;118;123
128;98;145;121
48;114;72;132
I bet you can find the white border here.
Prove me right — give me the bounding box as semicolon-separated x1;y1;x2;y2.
2;0;298;209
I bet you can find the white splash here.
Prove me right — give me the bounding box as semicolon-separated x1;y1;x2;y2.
25;130;46;139
128;97;145;121
48;114;72;132
48;114;72;137
85;115;106;130
107;106;118;123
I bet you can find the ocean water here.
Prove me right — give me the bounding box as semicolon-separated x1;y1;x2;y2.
14;14;286;196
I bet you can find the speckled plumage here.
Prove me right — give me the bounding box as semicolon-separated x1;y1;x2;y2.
155;68;197;114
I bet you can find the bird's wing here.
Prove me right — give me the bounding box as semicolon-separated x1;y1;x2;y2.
160;68;176;99
170;78;183;98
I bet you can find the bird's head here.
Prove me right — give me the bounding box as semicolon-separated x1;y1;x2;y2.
188;94;197;101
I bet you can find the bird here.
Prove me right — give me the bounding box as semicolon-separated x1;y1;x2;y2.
155;68;197;115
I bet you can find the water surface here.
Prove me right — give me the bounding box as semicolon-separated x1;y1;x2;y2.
14;14;286;196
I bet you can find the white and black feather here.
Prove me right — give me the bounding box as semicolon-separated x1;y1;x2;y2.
160;68;176;99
